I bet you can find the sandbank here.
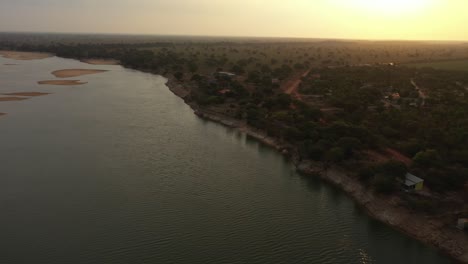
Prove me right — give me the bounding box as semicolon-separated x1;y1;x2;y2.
38;80;87;86
0;97;29;102
3;92;50;97
0;51;52;60
51;69;108;78
82;59;119;65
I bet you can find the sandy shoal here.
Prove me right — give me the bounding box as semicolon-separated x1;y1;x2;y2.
0;51;52;60
3;92;50;97
0;97;29;102
51;69;108;78
82;59;119;65
38;80;87;86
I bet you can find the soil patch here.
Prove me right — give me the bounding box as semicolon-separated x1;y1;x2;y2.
3;92;50;97
38;80;87;86
0;51;52;60
51;69;107;78
82;59;119;65
0;97;29;102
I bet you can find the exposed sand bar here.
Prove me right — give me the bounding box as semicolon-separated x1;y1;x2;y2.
52;69;108;78
82;59;119;65
0;51;52;60
0;97;29;102
38;80;87;86
3;92;50;97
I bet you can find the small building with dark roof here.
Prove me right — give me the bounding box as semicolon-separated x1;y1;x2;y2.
215;72;236;80
403;173;424;191
457;219;468;230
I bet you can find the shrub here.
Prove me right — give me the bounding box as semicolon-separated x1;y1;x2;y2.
373;174;398;194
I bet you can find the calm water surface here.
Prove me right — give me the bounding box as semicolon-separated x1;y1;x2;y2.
0;56;451;263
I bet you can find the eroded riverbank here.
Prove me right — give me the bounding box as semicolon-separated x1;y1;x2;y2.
165;76;468;263
0;53;456;264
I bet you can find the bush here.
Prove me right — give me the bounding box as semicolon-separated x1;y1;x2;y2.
358;166;375;184
375;160;407;180
424;168;468;192
373;174;398;194
174;71;184;81
301;140;325;161
325;147;345;163
413;149;441;167
336;137;362;157
404;196;437;214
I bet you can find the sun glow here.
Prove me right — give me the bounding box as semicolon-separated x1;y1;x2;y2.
345;0;435;16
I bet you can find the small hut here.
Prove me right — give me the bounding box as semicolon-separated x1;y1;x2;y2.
215;72;236;80
403;173;424;191
457;219;468;230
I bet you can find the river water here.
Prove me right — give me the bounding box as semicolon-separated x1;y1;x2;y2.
0;56;451;264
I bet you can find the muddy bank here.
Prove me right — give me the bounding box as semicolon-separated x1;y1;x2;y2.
0;113;6;117
38;80;87;86
3;92;50;97
166;77;289;152
51;69;108;78
164;77;468;264
0;51;52;60
0;97;29;102
82;59;119;65
298;164;468;263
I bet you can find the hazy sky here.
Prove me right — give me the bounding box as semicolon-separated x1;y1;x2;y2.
1;0;467;40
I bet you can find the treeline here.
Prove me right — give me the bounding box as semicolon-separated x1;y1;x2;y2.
298;66;468;194
0;42;183;73
1;39;467;197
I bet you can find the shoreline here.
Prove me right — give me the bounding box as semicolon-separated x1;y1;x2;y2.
2;49;465;262
0;50;52;60
81;58;119;65
0;97;29;102
51;69;108;78
164;76;468;263
38;80;87;86
3;92;50;97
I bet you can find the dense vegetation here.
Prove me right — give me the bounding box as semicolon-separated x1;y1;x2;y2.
2;33;467;214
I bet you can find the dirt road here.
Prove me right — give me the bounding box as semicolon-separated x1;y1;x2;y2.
282;69;311;100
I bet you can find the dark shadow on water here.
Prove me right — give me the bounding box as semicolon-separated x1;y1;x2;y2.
296;169;348;204
194;116;452;264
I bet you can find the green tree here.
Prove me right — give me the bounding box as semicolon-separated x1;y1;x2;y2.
375;160;408;179
413;149;440;167
373;174;398;194
174;71;184;81
325;147;345;163
336;137;362;157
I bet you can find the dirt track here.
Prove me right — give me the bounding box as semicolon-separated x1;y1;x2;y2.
282;69;311;100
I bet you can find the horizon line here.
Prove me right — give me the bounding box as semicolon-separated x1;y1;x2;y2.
1;30;467;43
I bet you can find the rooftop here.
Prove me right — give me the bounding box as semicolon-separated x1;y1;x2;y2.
217;72;236;76
404;173;424;186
